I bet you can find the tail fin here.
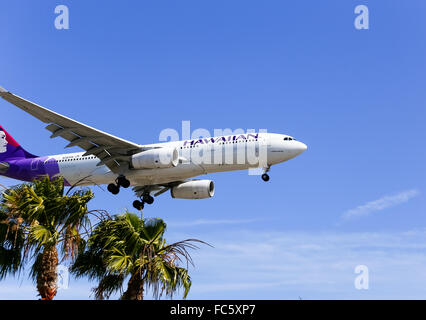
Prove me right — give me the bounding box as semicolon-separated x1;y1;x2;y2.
0;125;37;161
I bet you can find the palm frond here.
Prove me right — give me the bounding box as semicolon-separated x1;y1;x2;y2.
0;175;96;300
73;212;207;299
92;274;124;300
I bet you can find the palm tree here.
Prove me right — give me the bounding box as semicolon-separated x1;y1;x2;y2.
71;212;207;300
0;176;95;300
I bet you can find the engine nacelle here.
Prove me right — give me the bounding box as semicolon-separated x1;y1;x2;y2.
171;180;215;199
131;148;179;169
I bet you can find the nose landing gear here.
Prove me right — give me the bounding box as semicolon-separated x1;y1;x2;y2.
107;175;131;195
261;166;271;182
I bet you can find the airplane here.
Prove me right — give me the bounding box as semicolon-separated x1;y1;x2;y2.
0;86;307;210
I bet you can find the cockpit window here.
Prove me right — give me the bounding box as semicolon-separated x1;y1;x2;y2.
284;137;295;141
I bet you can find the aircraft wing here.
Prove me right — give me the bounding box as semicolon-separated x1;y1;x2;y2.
0;86;146;173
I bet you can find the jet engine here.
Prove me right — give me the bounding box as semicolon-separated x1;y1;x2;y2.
131;148;179;169
171;180;215;199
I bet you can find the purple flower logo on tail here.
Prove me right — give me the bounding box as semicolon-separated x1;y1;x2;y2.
0;125;37;161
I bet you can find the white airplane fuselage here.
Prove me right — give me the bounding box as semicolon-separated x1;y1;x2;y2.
0;86;307;206
25;132;307;187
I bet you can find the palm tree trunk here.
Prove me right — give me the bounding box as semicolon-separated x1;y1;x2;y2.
36;246;58;300
121;272;143;300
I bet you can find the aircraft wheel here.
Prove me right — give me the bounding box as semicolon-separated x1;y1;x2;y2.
117;176;130;188
108;183;120;194
261;173;270;182
133;200;144;210
144;195;154;205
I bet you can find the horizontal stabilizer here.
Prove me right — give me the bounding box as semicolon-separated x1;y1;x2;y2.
0;161;10;174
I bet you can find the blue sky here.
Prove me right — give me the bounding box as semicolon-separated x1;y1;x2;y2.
1;0;426;299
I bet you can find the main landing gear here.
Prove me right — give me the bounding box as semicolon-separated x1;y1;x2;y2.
261;166;271;182
133;193;155;210
107;175;130;195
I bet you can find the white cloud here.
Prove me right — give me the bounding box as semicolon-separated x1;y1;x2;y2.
342;189;420;221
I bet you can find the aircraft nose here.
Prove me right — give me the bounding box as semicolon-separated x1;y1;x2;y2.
295;141;307;155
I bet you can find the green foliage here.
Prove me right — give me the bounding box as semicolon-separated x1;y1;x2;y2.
72;211;207;299
0;175;94;283
0;175;207;300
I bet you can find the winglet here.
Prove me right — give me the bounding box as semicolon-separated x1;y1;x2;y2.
0;86;8;97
